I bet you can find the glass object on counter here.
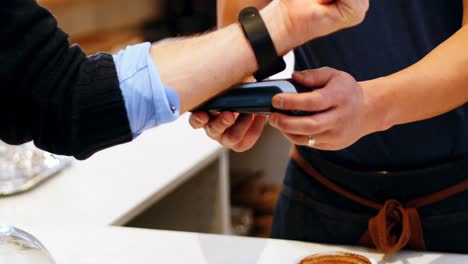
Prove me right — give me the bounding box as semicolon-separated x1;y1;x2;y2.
0;225;56;264
0;141;71;196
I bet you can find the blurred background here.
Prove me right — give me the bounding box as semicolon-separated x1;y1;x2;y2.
39;0;217;54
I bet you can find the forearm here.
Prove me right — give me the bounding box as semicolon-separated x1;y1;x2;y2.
152;5;289;113
217;0;270;28
362;25;468;132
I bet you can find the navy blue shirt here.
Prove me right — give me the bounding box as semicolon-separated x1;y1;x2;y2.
296;0;468;171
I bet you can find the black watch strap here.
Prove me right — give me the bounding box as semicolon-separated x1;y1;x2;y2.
238;7;286;81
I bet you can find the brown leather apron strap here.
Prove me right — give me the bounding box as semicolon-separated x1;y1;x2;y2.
407;208;425;250
290;147;468;254
358;201;425;253
290;147;381;210
406;178;468;208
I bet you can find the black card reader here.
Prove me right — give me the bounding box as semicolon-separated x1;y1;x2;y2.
194;79;314;116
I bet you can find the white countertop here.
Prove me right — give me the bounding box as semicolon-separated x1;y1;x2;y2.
0;114;224;226
12;225;468;264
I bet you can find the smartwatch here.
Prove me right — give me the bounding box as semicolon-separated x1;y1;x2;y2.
238;7;286;81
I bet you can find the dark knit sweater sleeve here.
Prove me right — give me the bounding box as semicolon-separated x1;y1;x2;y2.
0;0;133;159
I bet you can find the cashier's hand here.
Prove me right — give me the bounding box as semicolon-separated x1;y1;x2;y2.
189;112;267;152
269;68;375;151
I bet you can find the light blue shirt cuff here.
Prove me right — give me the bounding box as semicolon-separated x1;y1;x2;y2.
113;42;180;138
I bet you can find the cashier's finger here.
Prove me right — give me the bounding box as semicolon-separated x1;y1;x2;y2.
282;131;338;150
269;112;331;136
282;132;322;149
205;111;237;137
189;112;210;129
272;68;341;112
272;87;335;112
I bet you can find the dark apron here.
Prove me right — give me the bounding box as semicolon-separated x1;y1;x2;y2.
271;147;468;254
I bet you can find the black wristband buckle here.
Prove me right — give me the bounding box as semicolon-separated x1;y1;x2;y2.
238;7;286;81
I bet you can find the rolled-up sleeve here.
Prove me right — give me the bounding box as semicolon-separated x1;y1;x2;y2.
113;43;180;138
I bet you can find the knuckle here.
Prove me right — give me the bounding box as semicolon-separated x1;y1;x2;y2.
319;66;334;73
334;70;350;81
219;114;234;127
344;71;355;81
189;120;198;129
280;97;290;110
207;123;220;135
314;90;329;108
189;116;201;128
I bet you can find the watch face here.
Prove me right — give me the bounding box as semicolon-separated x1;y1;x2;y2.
238;7;258;21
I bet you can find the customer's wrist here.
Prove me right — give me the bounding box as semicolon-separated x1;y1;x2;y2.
259;3;294;56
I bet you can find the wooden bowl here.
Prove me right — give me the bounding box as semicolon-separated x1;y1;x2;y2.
300;252;376;264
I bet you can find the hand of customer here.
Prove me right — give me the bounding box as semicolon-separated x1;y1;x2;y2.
269;68;377;150
189;112;267;152
267;0;369;50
